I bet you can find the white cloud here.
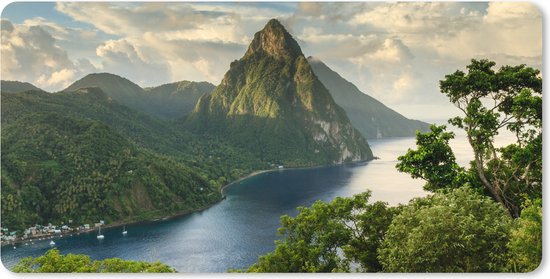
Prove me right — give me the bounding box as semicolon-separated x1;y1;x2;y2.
1;18;96;91
52;2;270;85
290;2;541;119
357;38;413;64
37;68;75;88
55;2;258;43
351;2;482;35
1;2;542;121
95;39;171;86
484;2;541;26
393;72;414;92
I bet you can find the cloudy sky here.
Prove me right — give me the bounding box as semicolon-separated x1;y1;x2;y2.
0;1;542;121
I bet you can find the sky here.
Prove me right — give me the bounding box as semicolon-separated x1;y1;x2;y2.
0;1;543;122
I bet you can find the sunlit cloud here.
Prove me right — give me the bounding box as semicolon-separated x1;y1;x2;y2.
0;2;542;120
1;18;96;90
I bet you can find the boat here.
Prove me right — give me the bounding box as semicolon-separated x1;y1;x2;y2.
122;226;127;236
49;240;55;246
97;226;104;240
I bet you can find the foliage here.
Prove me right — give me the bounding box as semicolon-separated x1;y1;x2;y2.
506;198;542;272
13;249;175;273
397;125;469;191
1;87;268;230
1;112;221;230
247;58;541;273
247;192;398;272
378;186;512;272
439;59;542;217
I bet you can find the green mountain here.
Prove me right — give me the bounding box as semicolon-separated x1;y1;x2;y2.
2;88;263;183
64;72;143;103
1;80;43;93
307;57;430;138
1;111;220;230
186;19;372;166
2;88;192;158
144;81;215;119
1;88;264;230
64;73;214;119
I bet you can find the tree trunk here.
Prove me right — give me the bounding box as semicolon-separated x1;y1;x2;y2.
466;134;510;215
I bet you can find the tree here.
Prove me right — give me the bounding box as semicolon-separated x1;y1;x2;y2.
13;249;176;273
396;125;468;192
378;186;511;272
506;198;542;272
439;59;542;217
247;192;398;272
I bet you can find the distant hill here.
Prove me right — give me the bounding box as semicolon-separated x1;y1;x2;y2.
2;88;193;158
1;80;43;93
186;19;372;166
308;57;430;138
144;81;215;119
64;73;214;119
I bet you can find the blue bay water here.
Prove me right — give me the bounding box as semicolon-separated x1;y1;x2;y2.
2;134;493;272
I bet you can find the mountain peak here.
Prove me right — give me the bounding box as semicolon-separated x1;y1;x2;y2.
1;80;43;93
187;19;373;164
264;18;286;30
245;18;302;59
65;72;144;95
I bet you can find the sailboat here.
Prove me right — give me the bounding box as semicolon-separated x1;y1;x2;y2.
49;240;55;246
97;226;104;240
122;226;127;236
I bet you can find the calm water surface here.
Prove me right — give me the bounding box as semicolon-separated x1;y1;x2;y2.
2;135;487;272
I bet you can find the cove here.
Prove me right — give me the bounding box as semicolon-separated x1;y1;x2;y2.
1;137;427;272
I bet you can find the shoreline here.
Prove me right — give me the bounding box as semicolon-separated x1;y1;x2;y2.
2;158;373;247
219;169;273;195
220;158;374;195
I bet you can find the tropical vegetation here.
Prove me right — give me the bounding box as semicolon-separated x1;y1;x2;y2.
13;249;175;273
1;15;541;273
246;59;542;273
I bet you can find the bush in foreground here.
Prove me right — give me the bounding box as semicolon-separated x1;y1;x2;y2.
13;249;176;273
378;187;512;272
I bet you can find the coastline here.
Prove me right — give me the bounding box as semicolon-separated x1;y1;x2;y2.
220;158;374;195
2;158;373;247
219;169;273;196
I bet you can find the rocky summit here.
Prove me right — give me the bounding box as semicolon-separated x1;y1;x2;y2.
186;19;373;166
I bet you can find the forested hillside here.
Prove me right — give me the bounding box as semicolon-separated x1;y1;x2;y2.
1;88;263;231
1;112;220;229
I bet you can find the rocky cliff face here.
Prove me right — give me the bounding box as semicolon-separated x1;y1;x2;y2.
187;19;372;165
